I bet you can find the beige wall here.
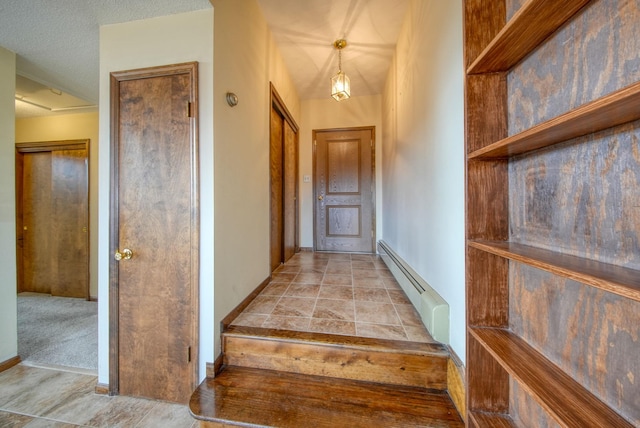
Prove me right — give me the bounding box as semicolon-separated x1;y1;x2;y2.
299;95;383;248
0;46;17;363
211;0;300;357
15;112;99;299
381;0;466;362
99;9;214;384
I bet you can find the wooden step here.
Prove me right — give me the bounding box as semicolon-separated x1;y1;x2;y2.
223;325;448;389
190;366;464;428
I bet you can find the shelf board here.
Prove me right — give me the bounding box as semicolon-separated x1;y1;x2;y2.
467;0;590;74
468;81;640;159
468;411;516;427
468;240;640;302
470;327;633;428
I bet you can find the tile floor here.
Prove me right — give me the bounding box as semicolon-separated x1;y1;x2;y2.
231;252;436;343
0;364;196;428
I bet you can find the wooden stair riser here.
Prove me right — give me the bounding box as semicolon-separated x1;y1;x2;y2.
223;334;447;390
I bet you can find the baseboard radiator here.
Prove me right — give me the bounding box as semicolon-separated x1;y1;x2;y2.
377;240;450;344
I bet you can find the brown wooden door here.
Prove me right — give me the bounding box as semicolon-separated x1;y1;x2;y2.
270;85;299;271
314;127;375;253
17;141;89;298
110;63;199;404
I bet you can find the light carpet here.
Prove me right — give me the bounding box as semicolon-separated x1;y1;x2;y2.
17;292;98;372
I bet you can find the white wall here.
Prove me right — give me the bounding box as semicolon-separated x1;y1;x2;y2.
381;0;466;362
15;112;99;299
0;46;17;364
98;9;214;384
299;96;383;248
211;0;300;357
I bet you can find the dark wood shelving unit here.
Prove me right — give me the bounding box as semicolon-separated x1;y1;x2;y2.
468;240;640;302
464;0;638;426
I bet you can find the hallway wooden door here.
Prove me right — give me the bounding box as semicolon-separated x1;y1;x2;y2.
110;63;199;403
270;84;299;271
314;127;375;253
16;140;89;299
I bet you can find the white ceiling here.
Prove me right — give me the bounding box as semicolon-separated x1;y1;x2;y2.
1;0;408;117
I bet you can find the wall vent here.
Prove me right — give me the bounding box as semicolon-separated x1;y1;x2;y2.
377;240;449;344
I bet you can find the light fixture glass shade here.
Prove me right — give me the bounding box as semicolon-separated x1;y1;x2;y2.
331;71;351;101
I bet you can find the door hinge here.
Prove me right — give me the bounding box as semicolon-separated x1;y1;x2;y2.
186;102;193;118
187;346;192;362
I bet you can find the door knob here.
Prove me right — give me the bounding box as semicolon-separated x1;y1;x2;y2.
318;195;324;201
114;248;133;261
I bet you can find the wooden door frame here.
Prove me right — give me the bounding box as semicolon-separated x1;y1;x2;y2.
269;83;300;267
312;126;376;253
109;62;199;396
15;139;90;299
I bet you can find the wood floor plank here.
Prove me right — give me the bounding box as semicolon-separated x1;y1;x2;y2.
190;366;463;428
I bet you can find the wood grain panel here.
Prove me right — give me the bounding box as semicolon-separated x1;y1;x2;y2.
468;0;591;73
327;140;359;193
191;366;463;428
509;378;562;428
463;0;505;69
466;246;509;327
510;264;640;425
283;120;297;262
468;411;516;428
111;63;199;403
465;75;508;153
51;149;88;298
22;152;52;294
471;327;634;428
467;334;509;414
270;107;284;271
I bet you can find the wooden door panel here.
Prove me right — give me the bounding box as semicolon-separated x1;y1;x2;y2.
283;120;297;262
51;149;88;298
270;108;284;272
22;152;53;294
112;64;198;404
315;128;374;253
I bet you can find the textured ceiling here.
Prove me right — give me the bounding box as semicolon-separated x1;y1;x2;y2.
1;0;407;117
257;0;409;100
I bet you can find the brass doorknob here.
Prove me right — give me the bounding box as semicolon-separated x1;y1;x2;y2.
114;248;133;261
318;195;324;201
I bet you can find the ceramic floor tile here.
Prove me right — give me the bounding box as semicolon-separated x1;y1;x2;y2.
273;265;301;274
354;302;401;325
308;319;356;336
284;283;321;298
298;266;326;274
356;323;408;341
136;400;196;428
230;313;269;327
260;282;289;296
395;304;424;326
271;297;316;317
350;254;373;262
404;325;435;343
383;277;402;289
0;365;58;407
322;274;353;286
324;264;352;275
318;285;354;300
40;388;113;426
244;296;280;315
23;419;81;427
262;315;311;331
293;272;325;284
378;270;396;278
270;272;297;283
352;277;386;288
0;410;32;427
84;395;158;428
352;269;381;279
351;261;375;270
328;253;352;261
353;288;391;303
312;299;355;321
387;289;411;305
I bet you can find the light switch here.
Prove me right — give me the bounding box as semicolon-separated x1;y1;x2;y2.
303;175;311;183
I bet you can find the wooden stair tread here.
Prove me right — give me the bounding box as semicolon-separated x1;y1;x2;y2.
468;411;516;427
224;325;447;355
190;366;464;428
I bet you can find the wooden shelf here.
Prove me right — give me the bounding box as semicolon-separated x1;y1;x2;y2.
468;81;640;159
467;0;591;74
468;411;516;427
469;327;633;428
468;240;640;302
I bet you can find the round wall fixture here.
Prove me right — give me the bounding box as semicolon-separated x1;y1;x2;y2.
226;92;238;107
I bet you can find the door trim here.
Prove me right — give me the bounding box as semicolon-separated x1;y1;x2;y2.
15;139;90;298
109;62;200;396
312;126;376;253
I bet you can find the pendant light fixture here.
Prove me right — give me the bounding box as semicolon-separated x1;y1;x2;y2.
331;39;350;101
